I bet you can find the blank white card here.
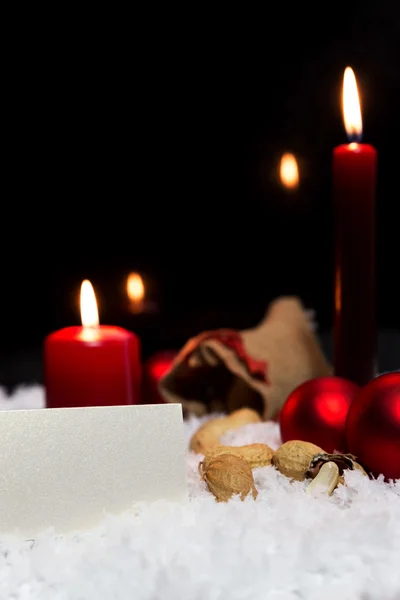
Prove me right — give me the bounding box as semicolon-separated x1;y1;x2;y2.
0;403;188;536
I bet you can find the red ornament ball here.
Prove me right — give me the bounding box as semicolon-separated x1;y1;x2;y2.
346;372;400;480
142;350;178;404
280;376;360;453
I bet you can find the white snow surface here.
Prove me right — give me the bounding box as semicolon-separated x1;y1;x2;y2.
0;386;399;600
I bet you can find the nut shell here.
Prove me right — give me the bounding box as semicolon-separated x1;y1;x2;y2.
201;454;258;502
272;440;325;481
190;408;262;454
307;452;369;478
201;443;274;472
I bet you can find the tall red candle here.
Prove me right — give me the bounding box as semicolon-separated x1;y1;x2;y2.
44;280;141;408
333;67;377;386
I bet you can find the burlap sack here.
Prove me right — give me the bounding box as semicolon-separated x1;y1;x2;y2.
159;297;332;419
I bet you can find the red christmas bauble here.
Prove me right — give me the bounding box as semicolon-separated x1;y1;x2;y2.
346;372;400;480
280;376;360;453
142;350;177;404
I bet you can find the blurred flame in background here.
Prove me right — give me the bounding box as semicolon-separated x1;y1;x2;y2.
280;153;299;189
127;272;145;313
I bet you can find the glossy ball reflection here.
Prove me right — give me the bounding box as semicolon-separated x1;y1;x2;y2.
280;376;360;453
142;350;177;404
346;372;400;480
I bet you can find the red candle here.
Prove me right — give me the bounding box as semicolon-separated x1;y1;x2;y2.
333;67;377;386
44;280;141;408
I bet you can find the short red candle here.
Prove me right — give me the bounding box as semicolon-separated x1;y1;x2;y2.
333;68;377;386
44;280;141;408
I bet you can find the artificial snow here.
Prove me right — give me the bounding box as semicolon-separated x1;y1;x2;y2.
1;387;399;600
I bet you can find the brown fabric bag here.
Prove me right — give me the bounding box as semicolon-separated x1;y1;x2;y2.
159;297;332;419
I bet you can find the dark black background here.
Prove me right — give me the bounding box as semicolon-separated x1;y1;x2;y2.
1;2;399;388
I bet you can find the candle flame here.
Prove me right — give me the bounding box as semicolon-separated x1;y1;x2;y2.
80;280;99;328
280;153;299;189
342;67;362;141
127;272;145;303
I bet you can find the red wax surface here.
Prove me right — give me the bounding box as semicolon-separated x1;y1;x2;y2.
333;143;377;386
44;326;141;408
